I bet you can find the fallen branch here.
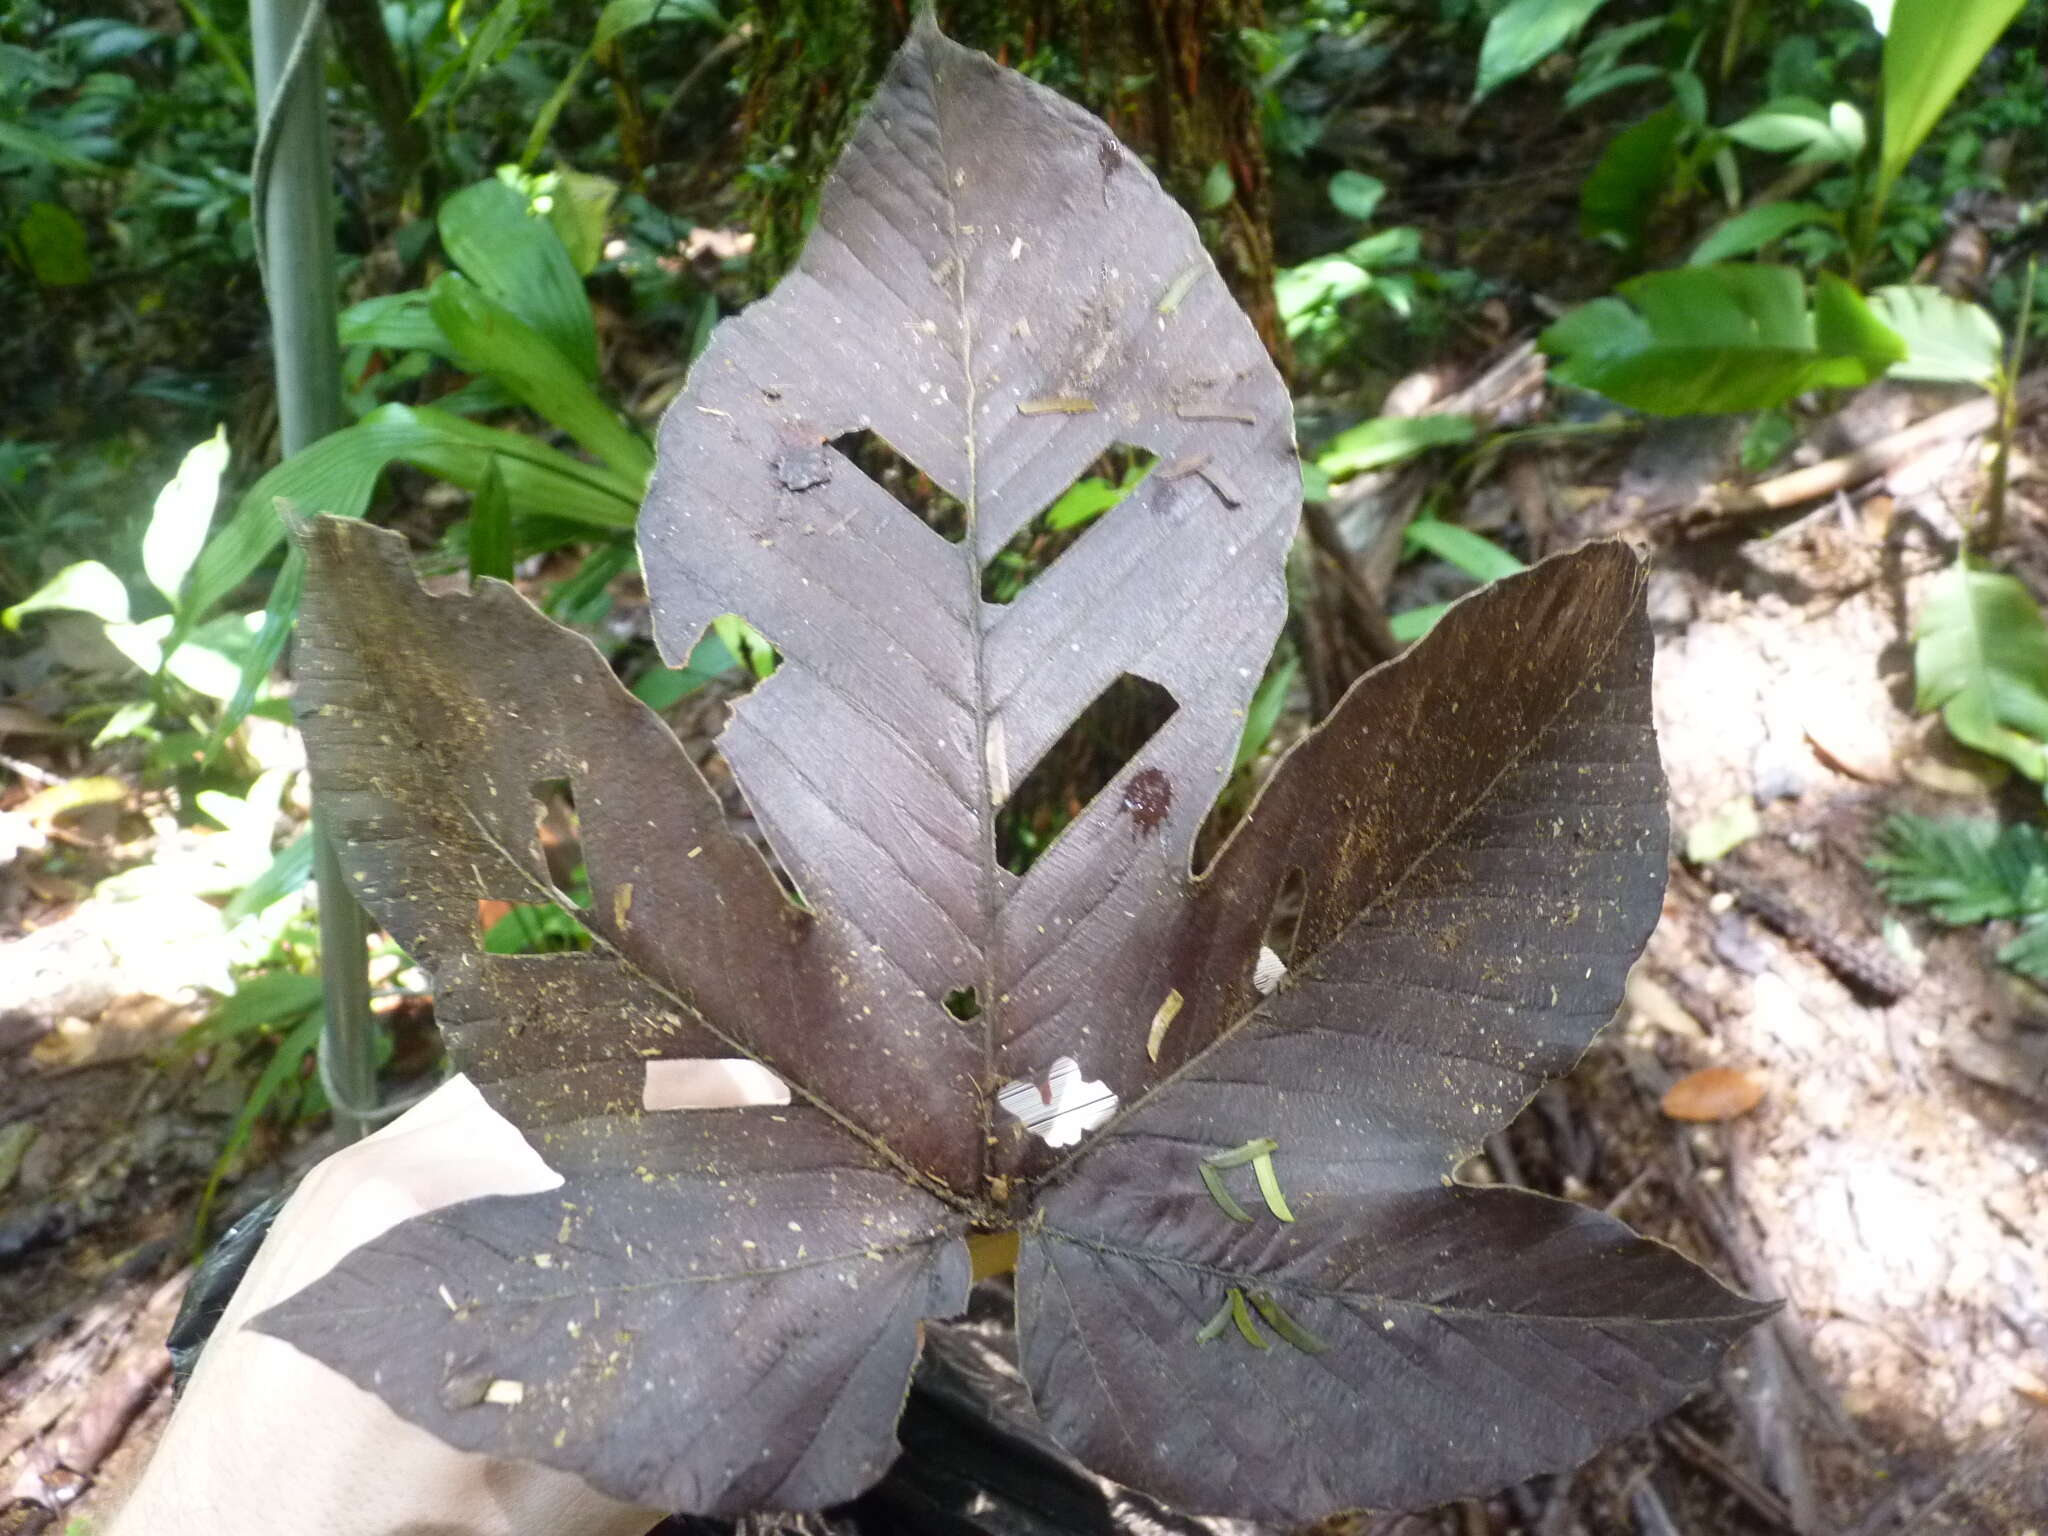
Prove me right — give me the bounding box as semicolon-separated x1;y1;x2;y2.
1685;368;2048;532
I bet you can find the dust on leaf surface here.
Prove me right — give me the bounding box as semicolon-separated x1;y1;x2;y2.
258;17;1768;1523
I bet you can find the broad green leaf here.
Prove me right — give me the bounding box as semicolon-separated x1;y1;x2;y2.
1565;61;1667;111
224;826;316;924
196;768;293;887
1688;201;1835;266
1724;98;1866;165
428;273;653;481
539;170;619;276
105;612;251;699
1276;230;1422;330
629;629;739;710
1328;169;1385;221
1199;160;1235;210
1541;265;1906;415
143;426;230;609
18;201;91;285
1405;517;1527;583
1580;106;1685;258
92;697;157;746
1317;413;1477;480
438;179;600;382
339;290;447;353
1913;561;2048;782
182;404;642;628
1878;0;2027;213
4;559;129;629
1868;284;2004;384
1475;0;1614;100
594;0;721;46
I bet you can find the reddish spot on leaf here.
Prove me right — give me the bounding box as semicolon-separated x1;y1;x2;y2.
1661;1066;1766;1122
1122;767;1172;837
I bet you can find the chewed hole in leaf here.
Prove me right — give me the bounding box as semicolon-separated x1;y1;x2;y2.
641;1058;792;1111
996;1056;1116;1148
478;898;593;954
994;673;1178;875
530;778;585;891
980;444;1159;604
829;430;966;543
943;986;981;1021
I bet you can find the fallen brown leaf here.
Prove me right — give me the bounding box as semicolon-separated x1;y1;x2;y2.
1661;1065;1767;1122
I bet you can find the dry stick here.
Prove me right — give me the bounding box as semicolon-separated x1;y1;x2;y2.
1669;1136;1830;1533
1303;500;1403;664
1687;368;2048;532
1659;1420;1798;1532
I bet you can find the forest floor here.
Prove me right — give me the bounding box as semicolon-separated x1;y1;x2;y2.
4;358;2045;1536
5;17;2048;1536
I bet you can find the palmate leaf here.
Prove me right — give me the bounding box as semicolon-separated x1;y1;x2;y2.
259;20;1767;1524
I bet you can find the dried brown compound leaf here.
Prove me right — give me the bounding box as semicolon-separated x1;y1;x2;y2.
256;17;1770;1524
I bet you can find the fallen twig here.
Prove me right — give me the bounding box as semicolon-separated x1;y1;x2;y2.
1685;369;2048;532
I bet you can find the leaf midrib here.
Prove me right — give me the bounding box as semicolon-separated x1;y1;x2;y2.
463;803;979;1215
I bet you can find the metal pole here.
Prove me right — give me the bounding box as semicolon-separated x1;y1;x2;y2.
250;0;379;1139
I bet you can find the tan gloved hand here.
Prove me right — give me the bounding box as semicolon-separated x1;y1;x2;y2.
111;1075;665;1536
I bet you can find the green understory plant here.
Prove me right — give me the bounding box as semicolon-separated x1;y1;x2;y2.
1872;812;2048;979
3;428;276;752
252;25;1767;1524
181;172;654;735
1541;0;2028;418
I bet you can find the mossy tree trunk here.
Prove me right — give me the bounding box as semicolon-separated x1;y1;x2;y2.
740;0;1285;361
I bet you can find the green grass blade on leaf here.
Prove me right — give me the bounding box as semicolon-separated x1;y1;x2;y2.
1541;265;1905;415
437;178;600;381
1913;561;2048;783
427;273;653;481
1198;1161;1254;1223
